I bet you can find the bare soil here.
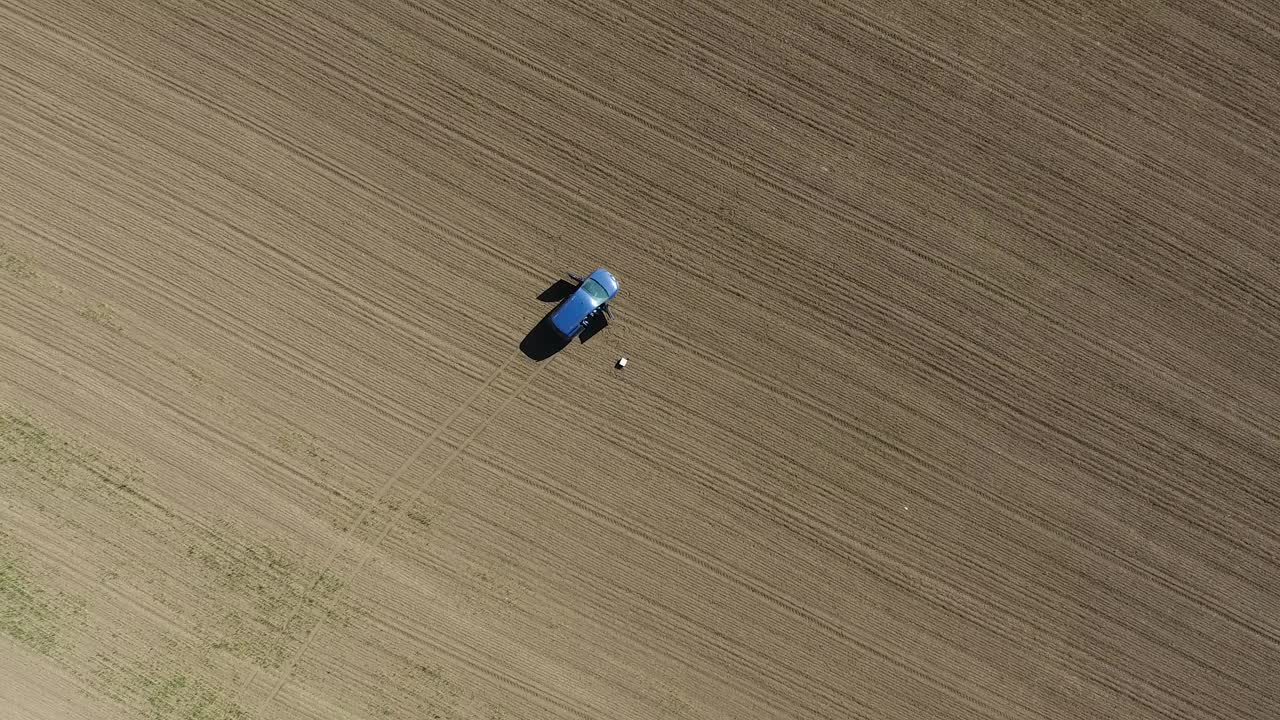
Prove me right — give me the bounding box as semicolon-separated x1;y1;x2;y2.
2;1;1279;718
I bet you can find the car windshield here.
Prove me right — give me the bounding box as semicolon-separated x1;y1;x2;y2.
580;277;610;303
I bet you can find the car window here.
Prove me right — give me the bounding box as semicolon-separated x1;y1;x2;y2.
581;278;610;303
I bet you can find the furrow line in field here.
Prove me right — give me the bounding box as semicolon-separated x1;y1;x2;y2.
0;119;448;450
414;0;1034;244
62;0;921;453
0;320;378;546
867;248;1280;472
908;135;1280;337
458;430;1080;712
985;149;1280;333
330;0;1049;292
384;509;894;720
139;0;565;273
1093;334;1280;456
0;74;456;441
532;333;1280;642
811;0;1280;186
926;341;1280;548
0;344;376;637
40;0;1223;491
360;533;782;720
255;352;540;714
679;207;1280;462
1015;0;1280;127
1001;120;1278;309
10;1;541;335
47;0;870;471
599;0;1280;295
0;333;198;531
619;0;1280;247
691;263;1280;584
352;598;620;720
0;13;508;380
376;527;884;720
8;110;500;400
686;0;1280;263
879;157;1280;355
800;248;1280;526
821;285;1280;556
0;206;398;505
373;0;1280;399
440;464;1143;720
235;351;516;700
1172;0;1280;43
172;0;753;250
24;0;1274;586
0;452;200;633
502;385;1276;707
887;298;1280;525
925;398;1280;597
0;276;369;530
375;0;830;196
1146;24;1274;122
1085;4;1278;125
1217;0;1280;40
70;0;629;345
316;0;778;201
867;317;1280;569
1174;1;1280;67
593;311;1280;645
0;92;518;423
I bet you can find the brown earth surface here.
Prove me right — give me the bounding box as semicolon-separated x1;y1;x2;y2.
2;1;1279;718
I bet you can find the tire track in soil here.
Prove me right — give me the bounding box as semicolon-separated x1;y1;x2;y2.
12;0;998;453
462;389;1268;719
199;0;1280;458
1;1;535;339
0;28;507;433
15;1;1274;458
5;2;1280;719
233;349;519;702
507;0;1280;329
15;51;1274;712
251;352;548;714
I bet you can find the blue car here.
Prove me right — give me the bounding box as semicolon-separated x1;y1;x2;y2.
548;268;619;340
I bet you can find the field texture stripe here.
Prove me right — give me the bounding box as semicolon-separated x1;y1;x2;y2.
234;349;517;700
255;352;548;714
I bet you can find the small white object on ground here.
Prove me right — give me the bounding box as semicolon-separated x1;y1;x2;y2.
617;357;628;369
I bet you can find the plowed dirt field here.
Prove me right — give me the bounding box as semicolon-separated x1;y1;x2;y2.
2;1;1279;719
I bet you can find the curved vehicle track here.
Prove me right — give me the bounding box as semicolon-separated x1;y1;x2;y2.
0;1;1278;719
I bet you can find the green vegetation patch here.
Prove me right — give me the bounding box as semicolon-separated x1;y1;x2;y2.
0;411;77;483
375;661;463;719
143;673;247;720
0;411;147;504
187;541;349;670
0;250;37;279
371;657;518;720
86;653;250;720
78;302;124;333
0;555;86;655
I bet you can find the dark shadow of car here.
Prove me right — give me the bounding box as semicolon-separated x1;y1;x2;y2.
536;279;575;303
520;315;571;361
519;278;611;361
577;310;608;344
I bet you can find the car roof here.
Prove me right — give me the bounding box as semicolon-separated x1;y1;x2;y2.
548;268;618;336
549;286;599;335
